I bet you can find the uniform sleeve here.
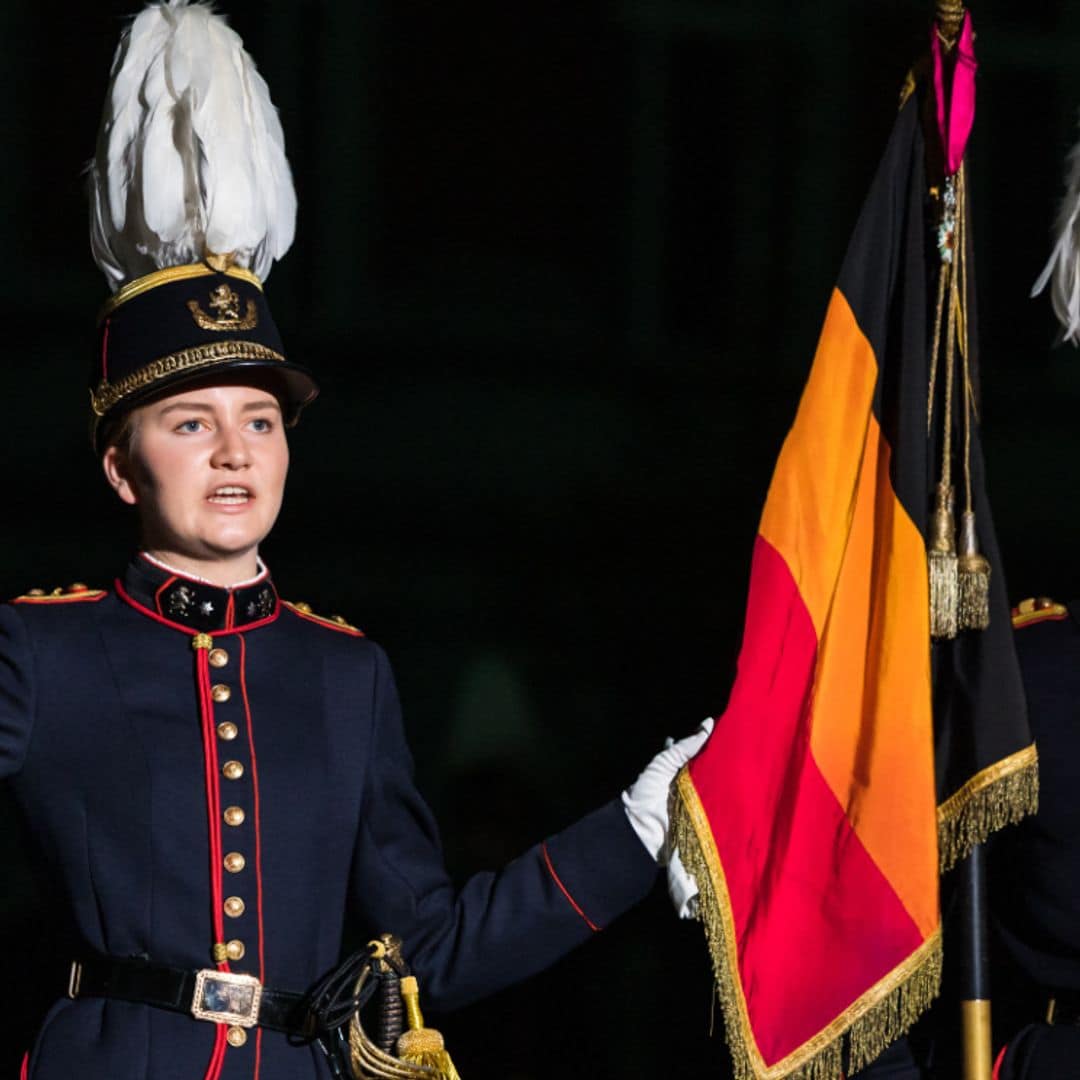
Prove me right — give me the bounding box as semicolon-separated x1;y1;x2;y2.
350;645;658;1011
0;605;35;780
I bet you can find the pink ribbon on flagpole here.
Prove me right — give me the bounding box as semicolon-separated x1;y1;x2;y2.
931;10;977;175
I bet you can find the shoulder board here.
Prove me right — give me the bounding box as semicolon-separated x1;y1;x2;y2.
12;583;107;605
1012;597;1068;629
284;600;364;636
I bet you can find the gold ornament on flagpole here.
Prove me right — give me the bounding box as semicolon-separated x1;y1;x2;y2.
936;0;966;45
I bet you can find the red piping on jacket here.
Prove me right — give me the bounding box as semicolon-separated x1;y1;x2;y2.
20;1052;27;1080
239;633;265;1080
541;842;601;932
993;1044;1006;1080
115;579;280;636
205;1028;227;1079
153;575;179;617
195;638;231;1080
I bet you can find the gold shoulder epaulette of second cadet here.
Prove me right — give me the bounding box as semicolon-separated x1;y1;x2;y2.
284;600;364;636
1011;597;1068;629
12;583;107;605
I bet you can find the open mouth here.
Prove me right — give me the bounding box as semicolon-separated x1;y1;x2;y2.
207;486;253;506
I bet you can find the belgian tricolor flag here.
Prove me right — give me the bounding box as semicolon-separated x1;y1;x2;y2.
672;22;1036;1080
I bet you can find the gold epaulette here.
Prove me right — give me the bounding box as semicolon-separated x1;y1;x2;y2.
284;600;364;636
12;583;107;605
1011;597;1068;629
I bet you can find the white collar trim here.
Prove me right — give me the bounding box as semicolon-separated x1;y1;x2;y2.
140;551;269;590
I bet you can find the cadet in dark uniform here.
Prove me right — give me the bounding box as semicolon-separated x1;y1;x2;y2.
859;598;1080;1079
3;4;707;1077
976;100;1080;1079
985;597;1080;1078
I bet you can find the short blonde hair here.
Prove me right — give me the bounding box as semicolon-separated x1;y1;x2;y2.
100;408;142;457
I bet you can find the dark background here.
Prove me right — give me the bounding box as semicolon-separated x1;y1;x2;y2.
3;1;1080;1076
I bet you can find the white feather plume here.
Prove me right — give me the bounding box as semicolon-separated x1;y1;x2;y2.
1032;118;1080;345
89;0;297;291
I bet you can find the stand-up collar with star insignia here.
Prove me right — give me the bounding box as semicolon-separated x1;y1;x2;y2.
122;553;279;633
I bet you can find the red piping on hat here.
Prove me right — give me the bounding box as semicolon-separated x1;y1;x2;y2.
101;318;111;381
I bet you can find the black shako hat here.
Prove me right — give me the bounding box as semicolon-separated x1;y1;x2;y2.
90;262;318;450
88;1;315;451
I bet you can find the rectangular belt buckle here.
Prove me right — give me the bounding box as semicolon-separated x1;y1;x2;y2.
192;969;263;1028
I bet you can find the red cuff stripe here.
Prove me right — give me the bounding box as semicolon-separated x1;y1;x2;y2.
541;841;601;932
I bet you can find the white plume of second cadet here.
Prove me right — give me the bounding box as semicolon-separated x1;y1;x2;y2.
89;0;296;292
1033;118;1080;344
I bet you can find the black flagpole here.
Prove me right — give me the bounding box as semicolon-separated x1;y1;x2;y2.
955;846;992;1079
931;3;993;1077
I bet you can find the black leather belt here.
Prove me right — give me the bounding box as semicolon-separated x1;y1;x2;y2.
68;954;314;1037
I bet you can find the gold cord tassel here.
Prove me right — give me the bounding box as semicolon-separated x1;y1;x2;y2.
957;517;989;633
928;173;963;639
396;976;462;1080
950;167;991;634
929;482;959;639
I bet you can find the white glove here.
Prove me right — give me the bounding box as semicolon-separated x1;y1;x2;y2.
667;845;700;920
621;717;714;866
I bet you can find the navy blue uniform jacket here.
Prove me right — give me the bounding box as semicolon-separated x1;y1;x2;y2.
992;603;1080;993
0;556;658;1079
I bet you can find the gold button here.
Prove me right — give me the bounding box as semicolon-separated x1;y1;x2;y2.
224;806;245;827
68;583;89;593
26;588;45;597
225;939;246;961
208;647;229;668
212;684;232;704
224;852;246;873
224;896;246;918
294;601;312;613
217;722;238;742
226;1025;248;1048
223;761;244;780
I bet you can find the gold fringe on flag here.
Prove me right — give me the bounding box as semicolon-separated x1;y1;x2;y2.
671;771;943;1080
936;743;1040;873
